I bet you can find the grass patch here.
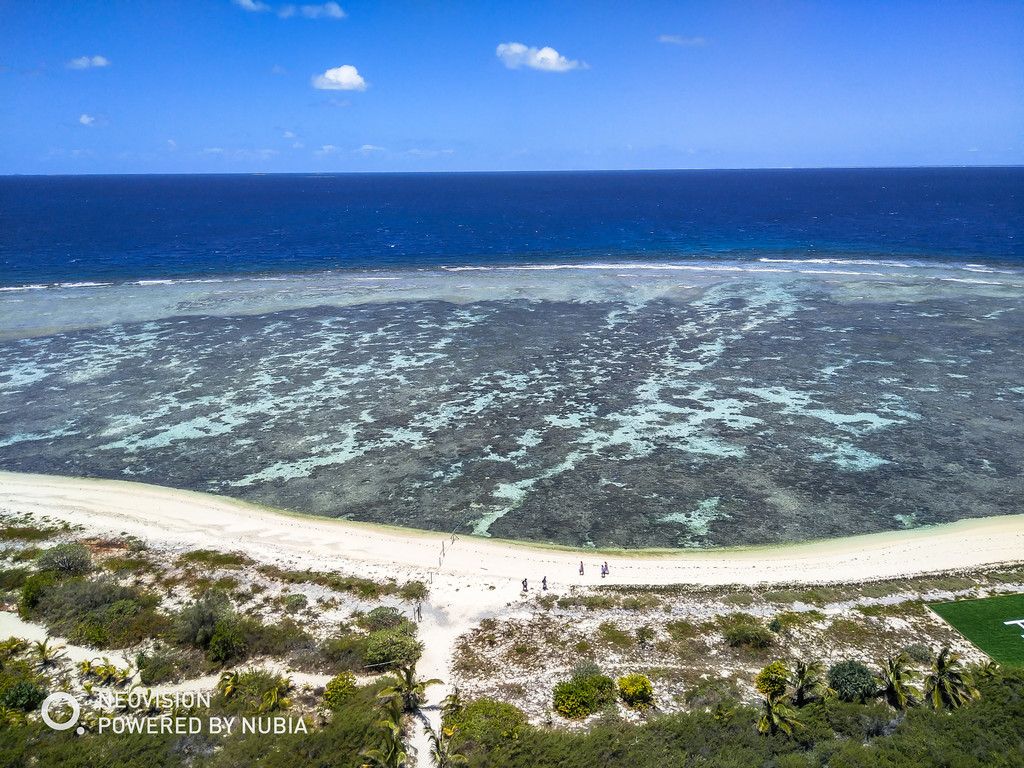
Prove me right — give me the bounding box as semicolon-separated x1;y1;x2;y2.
929;593;1024;666
256;564;424;601
596;621;633;648
177;549;253;569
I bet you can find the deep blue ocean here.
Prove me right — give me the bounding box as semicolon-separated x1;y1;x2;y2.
1;168;1021;287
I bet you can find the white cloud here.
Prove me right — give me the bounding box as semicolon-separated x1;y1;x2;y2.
203;147;224;154
496;42;583;72
315;144;342;155
283;131;296;138
356;144;385;154
271;65;288;75
79;114;95;126
312;65;366;90
67;55;110;69
658;35;707;46
234;0;271;11
281;2;345;18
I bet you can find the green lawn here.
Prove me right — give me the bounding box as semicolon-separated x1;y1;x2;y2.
928;593;1024;666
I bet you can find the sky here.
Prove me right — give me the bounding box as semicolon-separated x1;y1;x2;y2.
1;0;1022;174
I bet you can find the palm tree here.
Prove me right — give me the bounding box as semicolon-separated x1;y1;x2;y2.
361;699;409;768
440;686;463;723
924;646;979;710
378;665;443;714
790;659;831;707
0;637;28;658
33;638;66;668
217;670;240;699
424;723;468;767
756;695;803;737
875;653;920;710
258;676;293;714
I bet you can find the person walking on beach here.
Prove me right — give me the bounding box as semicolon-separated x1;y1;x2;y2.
579;561;584;575
542;576;548;590
522;578;528;593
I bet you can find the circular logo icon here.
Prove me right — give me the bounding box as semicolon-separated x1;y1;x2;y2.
40;692;81;732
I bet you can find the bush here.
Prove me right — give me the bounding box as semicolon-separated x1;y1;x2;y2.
173;589;232;649
359;606;406;632
282;593;308;613
724;623;774;649
214;668;292;715
18;571;57;617
137;650;181;686
618;674;655;708
552;674;615;718
68;617;109;647
903;643;933;664
29;578;166;648
323;671;357;709
569;660;602;680
0;680;48;711
35;543;92;576
319;634;370;673
208;618;248;664
364;629;422;669
828;660;877;703
445;698;526;752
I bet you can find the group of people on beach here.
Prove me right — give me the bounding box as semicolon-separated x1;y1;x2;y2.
578;560;610;577
522;561;612;593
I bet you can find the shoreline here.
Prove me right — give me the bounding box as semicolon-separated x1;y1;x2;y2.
3;470;1023;587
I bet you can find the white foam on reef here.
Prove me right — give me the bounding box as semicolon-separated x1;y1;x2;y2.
3;259;1024;340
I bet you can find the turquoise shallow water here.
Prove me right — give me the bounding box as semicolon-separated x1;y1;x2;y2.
2;261;1022;548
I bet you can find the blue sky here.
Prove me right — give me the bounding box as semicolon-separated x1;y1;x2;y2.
2;0;1021;173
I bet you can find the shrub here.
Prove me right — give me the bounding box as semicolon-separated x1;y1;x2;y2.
0;567;30;591
569;660;602;680
35;543;92;576
319;634;370;673
136;650;181;686
552;674;615;718
596;621;632;648
173;589;232;649
68;617;109;647
18;571;57;617
359;606;406;632
828;660;877;703
724;623;774;649
444;698;526;752
282;593;308;613
903;643;933;664
364;629;422;668
240;616;313;657
755;661;790;699
208;618;247;664
214;668;292;715
0;680;48;711
618;674;655;708
323;671;357;709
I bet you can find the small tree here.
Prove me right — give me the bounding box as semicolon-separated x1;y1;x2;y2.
378;665;442;714
755;661;790;700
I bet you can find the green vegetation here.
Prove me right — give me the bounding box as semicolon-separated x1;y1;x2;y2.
445;698;527;753
176;549;254;569
34;542;92;575
754;661;790;699
827;659;876;703
323;671;357;709
720;613;774;649
552;669;615;719
618;674;655;708
928;592;1024;665
256;564;426;601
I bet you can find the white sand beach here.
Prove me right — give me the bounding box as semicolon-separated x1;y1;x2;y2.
3;470;1023;591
